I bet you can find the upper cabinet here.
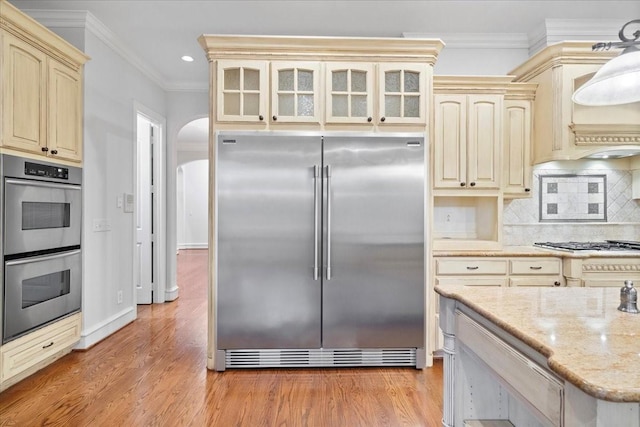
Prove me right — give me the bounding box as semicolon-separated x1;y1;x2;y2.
378;64;428;125
1;2;88;164
200;35;444;130
509;42;640;163
433;76;512;190
217;60;268;123
503;83;537;198
271;62;321;123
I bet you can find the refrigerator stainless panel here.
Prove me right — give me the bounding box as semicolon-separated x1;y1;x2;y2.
322;135;425;348
216;133;322;349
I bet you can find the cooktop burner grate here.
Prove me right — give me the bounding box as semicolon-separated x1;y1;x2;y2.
534;240;640;251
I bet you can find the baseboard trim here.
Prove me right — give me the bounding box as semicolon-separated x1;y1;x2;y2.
177;243;208;250
165;284;179;301
75;307;136;349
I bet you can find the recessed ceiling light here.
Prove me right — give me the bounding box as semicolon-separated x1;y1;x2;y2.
181;55;194;62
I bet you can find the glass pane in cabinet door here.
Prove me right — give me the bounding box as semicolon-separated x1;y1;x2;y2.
351;71;367;92
404;71;420;92
385;95;401;117
385;71;401;92
333;95;348;116
279;70;294;91
224;68;240;90
224;93;240;115
298;94;314;116
298;70;314;92
244;69;260;91
278;94;295;116
351;95;367;117
404;95;420;117
332;71;348;92
243;93;259;115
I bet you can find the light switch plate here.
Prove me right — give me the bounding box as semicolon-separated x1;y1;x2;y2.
124;193;134;213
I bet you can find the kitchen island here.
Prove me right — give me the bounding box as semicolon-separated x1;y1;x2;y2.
436;285;640;427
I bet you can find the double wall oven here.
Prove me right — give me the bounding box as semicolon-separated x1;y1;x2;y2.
1;154;82;344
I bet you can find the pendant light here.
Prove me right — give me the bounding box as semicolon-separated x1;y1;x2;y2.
572;19;640;106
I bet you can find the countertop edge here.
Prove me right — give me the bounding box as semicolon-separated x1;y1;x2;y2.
434;286;640;403
434;246;640;258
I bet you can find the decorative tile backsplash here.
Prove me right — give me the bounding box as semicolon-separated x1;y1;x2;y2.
539;174;606;222
503;163;640;245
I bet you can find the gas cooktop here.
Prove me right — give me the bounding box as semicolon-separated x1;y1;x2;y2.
534;240;640;252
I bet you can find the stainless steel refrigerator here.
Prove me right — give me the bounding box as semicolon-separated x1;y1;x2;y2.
215;132;426;370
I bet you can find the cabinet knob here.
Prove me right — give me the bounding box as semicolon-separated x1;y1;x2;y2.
524;188;531;192
460;182;466;187
259;115;264;121
554;281;561;287
51;150;58;155
41;147;49;152
272;115;278;121
380;116;386;122
470;182;476;187
367;117;372;123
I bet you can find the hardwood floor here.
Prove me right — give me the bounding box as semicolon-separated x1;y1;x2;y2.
0;249;443;426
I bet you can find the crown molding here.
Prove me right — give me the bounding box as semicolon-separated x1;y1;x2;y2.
528;19;627;55
22;9;167;90
403;32;529;49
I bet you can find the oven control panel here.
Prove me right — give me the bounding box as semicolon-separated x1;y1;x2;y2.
24;162;69;180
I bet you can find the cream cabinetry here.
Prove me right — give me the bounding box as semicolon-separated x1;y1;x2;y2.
1;3;88;164
202;36;443;132
563;256;640;288
509;42;640;163
432;255;563;352
1;313;81;392
216;60;268;123
502;83;536;198
271;61;321;123
433;76;512;190
434;94;502;189
325;62;429;125
432;193;503;251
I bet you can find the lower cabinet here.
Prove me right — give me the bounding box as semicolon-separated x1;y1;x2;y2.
0;312;81;391
433;256;563;352
563;257;640;288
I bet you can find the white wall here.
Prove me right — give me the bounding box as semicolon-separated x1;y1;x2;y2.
177;160;209;249
79;27;166;348
165;91;209;298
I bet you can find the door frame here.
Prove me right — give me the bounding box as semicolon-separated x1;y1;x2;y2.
133;102;167;304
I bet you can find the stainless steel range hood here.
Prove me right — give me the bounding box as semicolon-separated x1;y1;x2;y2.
581;146;640;159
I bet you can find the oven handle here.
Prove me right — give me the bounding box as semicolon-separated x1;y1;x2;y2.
5;178;81;191
5;249;81;266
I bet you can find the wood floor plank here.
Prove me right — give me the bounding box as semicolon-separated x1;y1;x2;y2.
0;249;443;426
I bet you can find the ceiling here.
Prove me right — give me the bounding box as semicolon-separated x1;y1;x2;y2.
10;1;640;91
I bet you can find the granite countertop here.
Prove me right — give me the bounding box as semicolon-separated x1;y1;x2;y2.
434;245;640;258
435;285;640;402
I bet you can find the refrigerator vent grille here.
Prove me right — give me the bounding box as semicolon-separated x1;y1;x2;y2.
225;348;417;368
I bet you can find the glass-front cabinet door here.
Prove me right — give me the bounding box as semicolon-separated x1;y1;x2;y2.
325;63;374;124
378;63;428;125
271;62;321;123
216;60;268;123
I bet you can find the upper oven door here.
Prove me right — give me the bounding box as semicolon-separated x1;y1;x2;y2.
3;178;81;255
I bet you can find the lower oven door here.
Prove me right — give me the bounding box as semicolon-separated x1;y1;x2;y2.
3;249;81;343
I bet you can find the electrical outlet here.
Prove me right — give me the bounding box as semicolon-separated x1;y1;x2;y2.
117;290;123;304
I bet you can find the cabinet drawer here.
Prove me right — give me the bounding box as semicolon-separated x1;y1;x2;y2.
510;259;561;275
456;312;563;427
510;277;563;287
436;259;507;275
1;313;80;381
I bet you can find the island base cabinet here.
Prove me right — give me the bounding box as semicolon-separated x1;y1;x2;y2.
439;295;640;427
564;383;640;427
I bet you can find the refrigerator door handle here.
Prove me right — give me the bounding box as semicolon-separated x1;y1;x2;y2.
313;165;319;280
326;164;332;281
